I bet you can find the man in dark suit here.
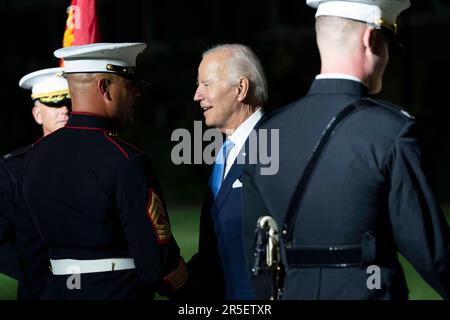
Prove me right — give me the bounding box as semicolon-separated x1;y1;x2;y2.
16;43;190;299
189;44;268;299
0;67;70;299
242;0;450;299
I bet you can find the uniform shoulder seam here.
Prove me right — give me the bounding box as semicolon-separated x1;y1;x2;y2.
366;97;415;122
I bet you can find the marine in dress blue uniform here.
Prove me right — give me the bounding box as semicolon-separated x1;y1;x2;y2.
0;67;70;299
0;146;33;288
189;45;267;300
242;0;450;299
16;43;189;299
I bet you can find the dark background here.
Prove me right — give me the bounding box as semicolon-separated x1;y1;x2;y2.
0;0;449;206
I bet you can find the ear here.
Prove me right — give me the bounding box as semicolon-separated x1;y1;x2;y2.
32;105;43;125
98;77;112;102
362;27;375;53
236;77;250;102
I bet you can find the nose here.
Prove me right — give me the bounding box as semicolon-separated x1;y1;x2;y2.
193;86;203;102
58;106;69;123
60;106;69;116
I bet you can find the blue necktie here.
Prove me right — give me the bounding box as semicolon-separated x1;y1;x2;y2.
210;139;234;198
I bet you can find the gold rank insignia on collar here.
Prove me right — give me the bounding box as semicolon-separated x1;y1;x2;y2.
107;131;118;137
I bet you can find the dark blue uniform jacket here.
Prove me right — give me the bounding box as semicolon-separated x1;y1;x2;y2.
242;79;450;300
17;113;188;300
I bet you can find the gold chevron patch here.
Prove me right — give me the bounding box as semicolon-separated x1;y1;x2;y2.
147;189;172;243
164;258;188;290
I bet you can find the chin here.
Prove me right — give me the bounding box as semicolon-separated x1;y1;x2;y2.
203;116;212;127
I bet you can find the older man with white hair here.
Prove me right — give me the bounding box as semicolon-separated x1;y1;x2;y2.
190;44;268;300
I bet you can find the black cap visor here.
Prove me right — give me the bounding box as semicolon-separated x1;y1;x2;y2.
379;26;405;55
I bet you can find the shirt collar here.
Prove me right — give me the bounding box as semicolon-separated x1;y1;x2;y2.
315;73;364;83
228;108;263;148
222;108;263;178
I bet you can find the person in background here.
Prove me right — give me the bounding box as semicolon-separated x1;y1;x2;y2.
0;67;70;299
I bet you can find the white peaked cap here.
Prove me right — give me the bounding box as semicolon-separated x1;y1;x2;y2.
54;42;147;75
19;67;69;100
306;0;410;32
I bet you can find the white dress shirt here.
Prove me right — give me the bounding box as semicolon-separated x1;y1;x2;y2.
224;108;263;179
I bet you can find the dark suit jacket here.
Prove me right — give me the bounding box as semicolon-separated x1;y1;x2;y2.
190;140;256;300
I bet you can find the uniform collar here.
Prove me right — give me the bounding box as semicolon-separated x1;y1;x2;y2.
307;78;368;97
66;112;117;132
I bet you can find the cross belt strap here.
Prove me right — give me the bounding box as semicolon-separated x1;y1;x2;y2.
282;99;375;245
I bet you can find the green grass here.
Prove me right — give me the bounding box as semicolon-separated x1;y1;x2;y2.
0;273;17;300
399;254;441;300
1;205;448;300
169;206;200;261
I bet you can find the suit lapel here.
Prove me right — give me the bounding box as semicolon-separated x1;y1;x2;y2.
211;145;247;214
214;164;243;207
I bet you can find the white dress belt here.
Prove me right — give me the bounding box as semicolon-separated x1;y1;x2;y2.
50;258;136;275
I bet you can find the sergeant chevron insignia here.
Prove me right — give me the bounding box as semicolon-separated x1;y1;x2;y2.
164;257;188;290
147;189;172;243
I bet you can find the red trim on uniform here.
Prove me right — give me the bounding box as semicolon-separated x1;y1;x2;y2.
116;137;143;154
33;135;46;145
32;128;60;145
163;257;188;290
65;126;105;131
70;111;109;119
103;131;129;159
